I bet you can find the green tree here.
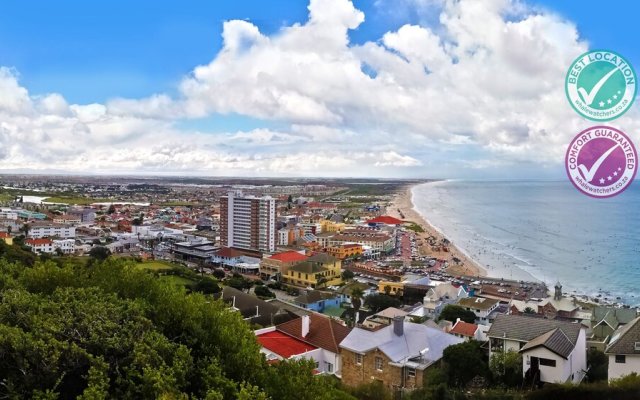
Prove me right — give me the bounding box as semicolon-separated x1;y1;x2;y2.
490;350;523;387
438;304;476;324
364;293;401;313
586;348;608;382
254;285;275;298
89;245;111;260
342;269;355;280
193;278;220;295
442;341;488;387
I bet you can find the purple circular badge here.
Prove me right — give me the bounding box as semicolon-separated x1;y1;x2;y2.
565;126;637;198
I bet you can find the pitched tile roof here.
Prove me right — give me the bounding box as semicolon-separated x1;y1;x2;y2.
450;320;479;337
26;238;53;246
276;313;351;354
487;314;582;345
307;252;338;264
605;317;640;355
268;251;308;263
257;330;317;358
520;328;575;359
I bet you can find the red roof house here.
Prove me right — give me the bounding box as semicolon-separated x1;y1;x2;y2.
268;251;308;263
366;215;403;225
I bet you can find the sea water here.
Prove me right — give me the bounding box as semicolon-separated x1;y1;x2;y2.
412;180;640;306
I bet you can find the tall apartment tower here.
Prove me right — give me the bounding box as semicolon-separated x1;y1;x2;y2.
219;191;276;253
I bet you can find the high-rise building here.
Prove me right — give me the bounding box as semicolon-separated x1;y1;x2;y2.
220;191;276;253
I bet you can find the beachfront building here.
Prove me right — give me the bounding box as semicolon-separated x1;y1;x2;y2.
488;315;587;384
220;190;276;253
340;317;463;392
605;316;640;380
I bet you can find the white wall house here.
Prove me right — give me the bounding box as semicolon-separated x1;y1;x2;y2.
53;239;76;254
488;315;587;384
605;317;640;380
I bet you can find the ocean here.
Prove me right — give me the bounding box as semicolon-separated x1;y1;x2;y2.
412;180;640;306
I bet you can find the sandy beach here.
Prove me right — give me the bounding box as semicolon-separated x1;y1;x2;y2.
386;184;487;278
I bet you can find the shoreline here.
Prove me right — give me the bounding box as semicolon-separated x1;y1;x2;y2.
385;183;488;278
388;181;636;309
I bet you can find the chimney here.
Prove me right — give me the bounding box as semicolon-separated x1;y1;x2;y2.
301;315;310;338
393;316;404;336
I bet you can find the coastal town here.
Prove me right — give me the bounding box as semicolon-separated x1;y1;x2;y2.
0;176;638;397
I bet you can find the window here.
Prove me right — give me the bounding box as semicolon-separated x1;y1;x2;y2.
407;368;416;378
325;362;333;373
355;354;362;365
375;357;384;371
539;358;556;367
616;355;626;364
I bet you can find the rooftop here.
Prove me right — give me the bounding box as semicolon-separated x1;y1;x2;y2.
257;330;317;358
268;251;308;263
277;313;351;353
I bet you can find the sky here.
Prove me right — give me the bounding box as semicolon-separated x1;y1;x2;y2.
0;0;638;178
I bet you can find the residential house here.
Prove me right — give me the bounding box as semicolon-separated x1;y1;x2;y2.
449;319;487;342
423;282;469;318
217;286;300;327
256;314;351;376
293;290;343;313
282;253;342;289
365;216;404;227
589;306;638;351
259;250;308;281
52;214;82;225
340;317;463;392
25;238;54;253
605;316;640;380
0;232;13;245
487;315;587;384
457;297;500;325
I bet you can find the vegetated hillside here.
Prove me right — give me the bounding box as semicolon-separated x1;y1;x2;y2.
0;251;353;400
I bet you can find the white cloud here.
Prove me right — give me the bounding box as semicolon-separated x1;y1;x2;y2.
1;0;633;177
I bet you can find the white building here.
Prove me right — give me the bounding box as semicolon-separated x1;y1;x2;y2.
26;238;54;253
220;191;275;253
0;208;18;220
28;223;76;239
488;315;587;384
423;282;469;318
53;239;76;254
605;316;640;380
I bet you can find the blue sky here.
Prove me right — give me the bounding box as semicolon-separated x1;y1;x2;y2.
1;0;636;105
0;0;638;177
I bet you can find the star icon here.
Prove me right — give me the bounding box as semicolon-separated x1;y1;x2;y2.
618;90;622;94
614;171;618;176
613;95;618;99
599;101;605;107
618;167;622;171
599;178;605;184
607;176;613;181
607;99;612;104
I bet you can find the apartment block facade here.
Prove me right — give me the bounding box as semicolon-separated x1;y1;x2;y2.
220;191;276;253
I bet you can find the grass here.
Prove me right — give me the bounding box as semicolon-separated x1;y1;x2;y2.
158;275;196;287
43;196;115;205
135;260;176;271
404;222;425;233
